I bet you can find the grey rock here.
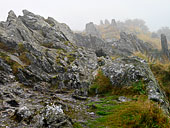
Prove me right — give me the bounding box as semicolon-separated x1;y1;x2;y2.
14;106;32;123
111;19;117;26
105;19;110;25
37;103;73;128
161;34;169;57
85;22;102;38
118;96;131;102
102;57;170;114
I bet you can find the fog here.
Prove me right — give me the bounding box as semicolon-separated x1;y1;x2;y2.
0;0;169;31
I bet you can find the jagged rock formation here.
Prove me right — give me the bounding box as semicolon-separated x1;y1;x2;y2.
76;30;152;56
105;19;110;25
85;22;102;38
0;10;98;90
112;32;152;55
111;19;117;26
100;20;104;25
161;34;169;58
0;10;170;127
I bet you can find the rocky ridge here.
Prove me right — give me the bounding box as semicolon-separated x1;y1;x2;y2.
0;10;170;127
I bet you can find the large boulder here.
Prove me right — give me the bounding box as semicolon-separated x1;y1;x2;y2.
37;104;73;128
102;57;170;114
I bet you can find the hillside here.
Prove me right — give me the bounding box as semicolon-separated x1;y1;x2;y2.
0;10;170;128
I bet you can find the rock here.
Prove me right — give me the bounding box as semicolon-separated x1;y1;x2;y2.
13;106;32;123
95;48;107;57
6;100;19;107
161;34;169;58
111;19;117;26
37;103;73;128
118;96;131;102
0;10;170;127
7;10;17;22
105;19;110;25
85;22;102;38
102;57;170;114
0;71;15;84
100;20;104;25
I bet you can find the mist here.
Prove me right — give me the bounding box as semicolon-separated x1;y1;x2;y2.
0;0;169;31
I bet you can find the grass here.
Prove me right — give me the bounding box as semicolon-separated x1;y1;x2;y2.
86;68;170;127
89;69;146;96
18;53;31;65
86;96;170;128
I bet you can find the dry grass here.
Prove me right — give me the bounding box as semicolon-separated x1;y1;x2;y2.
105;100;170;128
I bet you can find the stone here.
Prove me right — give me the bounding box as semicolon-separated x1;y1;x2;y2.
100;20;104;25
118;96;131;102
105;19;110;25
14;106;32;123
37;103;73;128
111;19;116;26
85;22;102;38
161;34;169;57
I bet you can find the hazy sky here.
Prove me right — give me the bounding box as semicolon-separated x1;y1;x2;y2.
0;0;170;31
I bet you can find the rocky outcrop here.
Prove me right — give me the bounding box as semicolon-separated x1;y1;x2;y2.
0;10;98;90
76;31;152;56
85;22;102;38
0;10;170;127
101;57;170;114
112;32;152;55
161;34;169;58
111;19;116;26
105;19;110;25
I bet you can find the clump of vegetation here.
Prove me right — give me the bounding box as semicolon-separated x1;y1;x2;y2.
111;55;120;60
0;42;16;53
89;70;146;96
16;43;31;65
17;43;27;53
0;52;23;74
41;42;54;48
64;41;70;46
18;53;31;65
56;49;76;65
111;80;146;96
150;62;170;101
89;70;112;95
87;97;170;128
133;51;153;63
